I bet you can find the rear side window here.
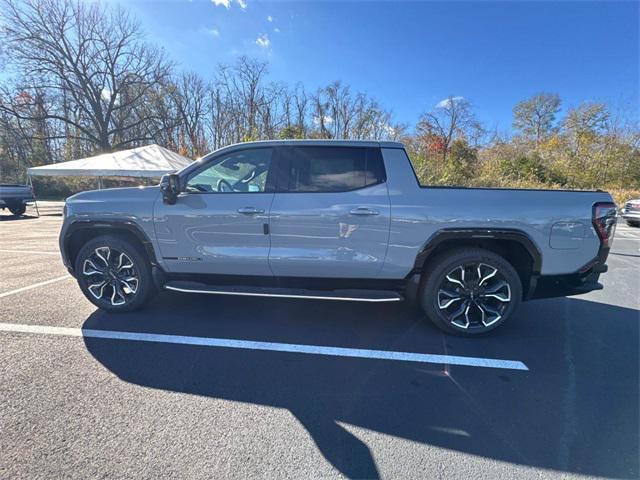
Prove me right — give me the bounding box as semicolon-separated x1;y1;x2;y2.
282;147;386;193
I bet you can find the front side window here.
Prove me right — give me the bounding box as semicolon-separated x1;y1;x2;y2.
285;147;386;193
186;148;273;193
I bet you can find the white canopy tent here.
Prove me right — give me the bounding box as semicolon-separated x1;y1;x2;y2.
27;144;193;188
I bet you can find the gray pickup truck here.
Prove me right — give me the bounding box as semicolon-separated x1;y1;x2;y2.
0;184;35;216
59;140;617;336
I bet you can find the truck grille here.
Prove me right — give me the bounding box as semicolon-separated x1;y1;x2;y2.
625;202;639;212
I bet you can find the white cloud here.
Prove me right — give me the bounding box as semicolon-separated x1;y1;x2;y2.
255;33;270;48
101;88;119;105
205;28;220;37
267;15;273;22
211;0;246;9
313;115;333;125
436;96;464;108
274;27;280;33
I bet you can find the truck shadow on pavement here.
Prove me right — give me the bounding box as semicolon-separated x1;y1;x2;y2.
0;214;37;221
82;294;639;479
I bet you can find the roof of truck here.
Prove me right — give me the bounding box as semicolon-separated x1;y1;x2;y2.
208;139;405;152
178;140;405;175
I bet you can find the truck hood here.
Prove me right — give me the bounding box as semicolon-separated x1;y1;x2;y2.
67;185;160;204
65;186;161;221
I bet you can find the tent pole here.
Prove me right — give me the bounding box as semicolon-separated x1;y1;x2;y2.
28;175;40;217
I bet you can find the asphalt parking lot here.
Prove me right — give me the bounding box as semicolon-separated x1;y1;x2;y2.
1;202;638;479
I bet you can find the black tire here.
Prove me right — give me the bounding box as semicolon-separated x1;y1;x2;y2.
420;248;522;336
74;234;154;312
626;220;640;228
9;204;26;216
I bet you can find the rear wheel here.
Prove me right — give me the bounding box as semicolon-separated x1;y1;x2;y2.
420;248;522;336
9;204;26;216
75;235;154;312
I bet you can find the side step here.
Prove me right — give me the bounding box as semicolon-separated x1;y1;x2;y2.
164;281;403;303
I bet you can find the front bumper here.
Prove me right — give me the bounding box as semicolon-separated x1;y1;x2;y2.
526;247;609;300
59;216;75;276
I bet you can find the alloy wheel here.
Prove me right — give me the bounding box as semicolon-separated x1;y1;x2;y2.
436;262;512;331
82;246;139;306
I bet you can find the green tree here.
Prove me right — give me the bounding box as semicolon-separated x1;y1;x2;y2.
443;138;477;185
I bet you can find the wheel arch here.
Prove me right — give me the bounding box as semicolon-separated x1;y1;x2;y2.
64;221;159;275
411;229;542;299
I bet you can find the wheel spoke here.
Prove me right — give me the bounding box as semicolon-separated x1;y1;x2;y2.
94;247;111;267
116;252;134;271
82;259;104;276
450;303;469;329
111;282;127;306
445;266;466;289
480;281;511;302
88;280;107;300
437;289;463;309
477;263;497;286
476;302;502;327
119;277;138;295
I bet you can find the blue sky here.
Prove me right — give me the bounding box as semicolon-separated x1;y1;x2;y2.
119;0;639;131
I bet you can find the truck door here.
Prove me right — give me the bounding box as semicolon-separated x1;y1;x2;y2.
153;147;275;276
268;146;391;278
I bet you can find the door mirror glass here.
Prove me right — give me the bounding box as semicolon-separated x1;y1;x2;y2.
160;173;181;204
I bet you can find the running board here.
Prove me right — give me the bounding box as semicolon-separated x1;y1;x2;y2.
164;281;403;303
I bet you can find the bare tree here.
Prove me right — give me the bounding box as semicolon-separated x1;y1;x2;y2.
563;102;610;137
0;0;173;152
173;72;210;157
513;92;561;144
416;96;483;161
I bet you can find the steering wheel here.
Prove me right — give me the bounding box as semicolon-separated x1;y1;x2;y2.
217;178;233;192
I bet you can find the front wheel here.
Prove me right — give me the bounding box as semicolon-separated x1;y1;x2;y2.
75;235;154;312
9;204;26;216
420;248;522;336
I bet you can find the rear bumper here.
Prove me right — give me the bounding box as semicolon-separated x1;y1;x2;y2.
0;198;34;207
526;247;609;300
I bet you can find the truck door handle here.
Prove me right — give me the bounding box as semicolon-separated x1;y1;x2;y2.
237;207;265;215
349;207;379;216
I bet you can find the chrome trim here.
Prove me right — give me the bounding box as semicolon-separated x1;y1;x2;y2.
164;285;402;302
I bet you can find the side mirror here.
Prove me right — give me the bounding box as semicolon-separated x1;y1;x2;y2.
160;173;181;205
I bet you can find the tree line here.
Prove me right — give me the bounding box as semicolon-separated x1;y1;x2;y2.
1;0;638;203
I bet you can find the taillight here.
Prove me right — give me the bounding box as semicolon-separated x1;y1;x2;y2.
592;202;617;248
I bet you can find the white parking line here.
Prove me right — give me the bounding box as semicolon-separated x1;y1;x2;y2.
0;276;71;298
0;249;59;255
0;322;529;371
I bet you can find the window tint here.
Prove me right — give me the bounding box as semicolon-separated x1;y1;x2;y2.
285;147;385;193
186;148;273;193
